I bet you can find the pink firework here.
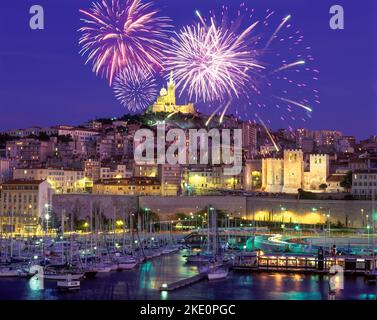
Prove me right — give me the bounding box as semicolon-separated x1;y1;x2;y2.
185;4;320;133
164;13;264;102
79;0;171;85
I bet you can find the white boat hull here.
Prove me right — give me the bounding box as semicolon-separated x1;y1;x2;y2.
43;273;83;281
0;270;20;277
117;262;137;270
208;269;229;281
95;266;112;273
57;280;80;291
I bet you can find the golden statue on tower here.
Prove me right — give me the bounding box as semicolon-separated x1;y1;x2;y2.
146;72;196;114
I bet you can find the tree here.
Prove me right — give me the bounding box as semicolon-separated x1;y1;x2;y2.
0;134;16;148
58;134;73;143
38;132;50;141
340;171;352;192
319;183;328;192
298;188;318;200
197;206;228;226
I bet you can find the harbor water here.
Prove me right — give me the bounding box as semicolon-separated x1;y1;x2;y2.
0;250;376;300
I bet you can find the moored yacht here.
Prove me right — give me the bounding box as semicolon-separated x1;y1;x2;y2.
207;266;229;280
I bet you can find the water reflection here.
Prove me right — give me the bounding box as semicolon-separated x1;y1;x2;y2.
0;251;376;300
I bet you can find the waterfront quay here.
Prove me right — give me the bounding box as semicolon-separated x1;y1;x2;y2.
0;248;377;300
52;194;375;229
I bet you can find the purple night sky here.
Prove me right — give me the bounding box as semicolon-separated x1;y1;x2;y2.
0;0;376;139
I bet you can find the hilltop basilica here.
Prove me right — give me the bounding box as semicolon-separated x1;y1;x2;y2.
146;72;196;115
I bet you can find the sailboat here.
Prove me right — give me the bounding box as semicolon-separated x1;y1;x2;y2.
205;206;229;280
41;266;84;281
207;265;229;280
0;267;26;278
116;255;138;270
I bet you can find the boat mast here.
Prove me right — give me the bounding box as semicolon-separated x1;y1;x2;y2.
122;209;126;254
372;187;376;270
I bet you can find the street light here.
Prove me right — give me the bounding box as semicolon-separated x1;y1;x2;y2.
281;207;287;224
367;224;371;250
44;213;50;235
327;213;331;252
311;207;318;232
196;206;199;229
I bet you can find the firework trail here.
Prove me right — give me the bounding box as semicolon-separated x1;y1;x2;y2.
219;100;232;124
276;97;312;112
272;60;306;74
164;14;264;103
255;114;280;152
79;0;171;85
264;14;291;49
164;4;319;133
197;4;320;132
113;66;158;112
206;103;225;126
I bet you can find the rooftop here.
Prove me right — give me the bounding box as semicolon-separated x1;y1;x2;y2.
1;179;45;185
95;177;161;186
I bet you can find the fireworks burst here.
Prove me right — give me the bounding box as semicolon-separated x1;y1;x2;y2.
113;67;158;112
192;4;320;135
78;0;171;85
164;14;264;102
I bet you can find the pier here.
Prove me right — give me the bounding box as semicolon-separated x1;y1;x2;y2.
159;273;208;291
232;253;377;275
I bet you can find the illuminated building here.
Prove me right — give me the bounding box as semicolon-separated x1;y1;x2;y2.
0;180;52;233
0;158;12;183
244;159;262;191
133;162;159;178
185;166;243;195
159;164;181;196
326;174;346;193
13;167;89;194
262;150;330;193
146;72;196;115
84;159;101;182
352;170;377;199
100;164;128;179
241;122;258;158
93;177;162;196
6;139;54;163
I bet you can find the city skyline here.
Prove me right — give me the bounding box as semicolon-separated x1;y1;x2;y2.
0;0;376;139
1;1;377;304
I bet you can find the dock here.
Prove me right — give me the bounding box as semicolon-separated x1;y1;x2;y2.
159;273;207;291
232;253;377;275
